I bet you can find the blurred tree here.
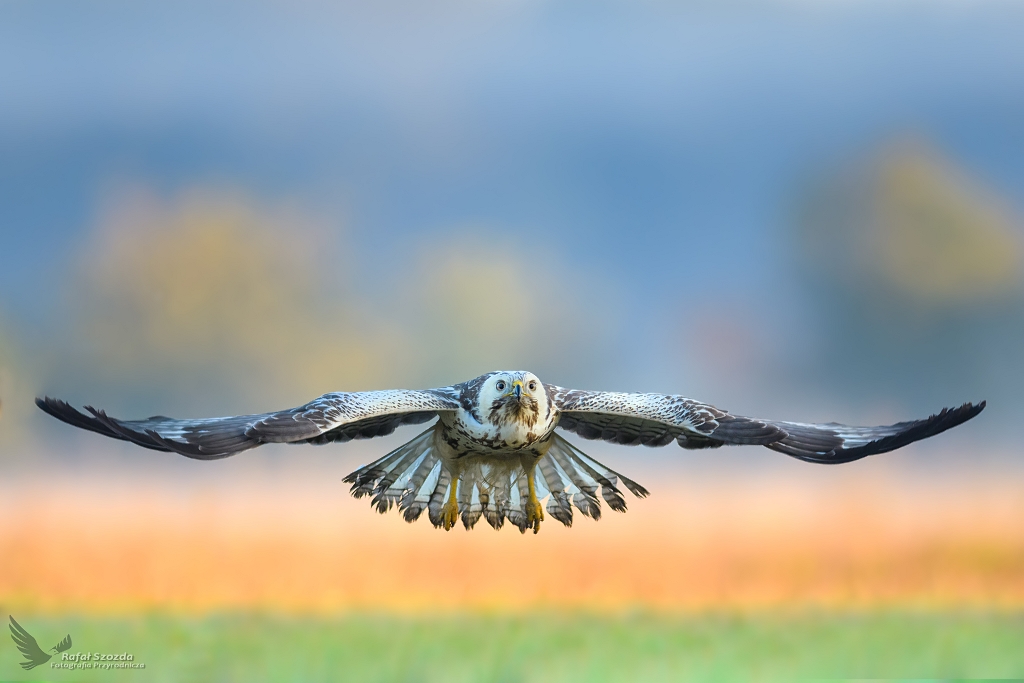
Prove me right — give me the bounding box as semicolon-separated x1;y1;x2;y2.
64;189;395;413
52;189;616;417
0;310;34;446
395;234;615;389
795;139;1024;413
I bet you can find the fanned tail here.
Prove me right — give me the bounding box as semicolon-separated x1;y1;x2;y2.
343;430;647;531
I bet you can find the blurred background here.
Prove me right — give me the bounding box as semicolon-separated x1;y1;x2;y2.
1;1;1023;681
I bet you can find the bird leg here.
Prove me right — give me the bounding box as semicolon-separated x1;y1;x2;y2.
524;462;544;534
440;478;460;531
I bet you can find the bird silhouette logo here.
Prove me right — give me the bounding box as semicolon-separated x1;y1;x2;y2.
9;616;72;670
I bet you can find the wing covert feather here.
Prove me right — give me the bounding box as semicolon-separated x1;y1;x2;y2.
550;387;784;448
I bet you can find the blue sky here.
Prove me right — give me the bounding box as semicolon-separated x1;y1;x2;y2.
1;1;1022;442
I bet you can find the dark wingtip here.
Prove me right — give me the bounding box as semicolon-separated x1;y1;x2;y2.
36;396;67;418
36;396;126;440
938;400;986;430
35;396;178;453
766;399;988;465
918;400;986;443
842;400;986;460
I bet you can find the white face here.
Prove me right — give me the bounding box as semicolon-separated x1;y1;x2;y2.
477;371;548;429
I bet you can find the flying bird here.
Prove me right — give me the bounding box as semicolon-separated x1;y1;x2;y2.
37;371;984;534
9;616;72;670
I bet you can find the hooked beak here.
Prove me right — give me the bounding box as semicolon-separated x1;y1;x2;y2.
506;380;523;400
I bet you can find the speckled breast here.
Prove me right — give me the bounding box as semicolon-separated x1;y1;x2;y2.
436;412;555;460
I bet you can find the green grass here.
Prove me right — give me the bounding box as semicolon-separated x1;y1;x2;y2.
2;611;1022;682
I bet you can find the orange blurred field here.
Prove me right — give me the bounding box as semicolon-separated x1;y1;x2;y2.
3;445;1022;616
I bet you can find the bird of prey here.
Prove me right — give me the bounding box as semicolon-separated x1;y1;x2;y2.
37;371;984;534
9;616;72;670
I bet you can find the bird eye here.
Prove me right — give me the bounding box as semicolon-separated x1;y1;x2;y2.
528;381;537;391
496;381;506;391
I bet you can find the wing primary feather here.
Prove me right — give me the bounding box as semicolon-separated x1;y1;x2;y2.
35;397;129;441
143;429;232;460
85;408;173;452
707;415;786;444
766;402;986;464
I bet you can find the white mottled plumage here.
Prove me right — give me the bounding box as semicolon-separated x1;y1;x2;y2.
37;370;984;533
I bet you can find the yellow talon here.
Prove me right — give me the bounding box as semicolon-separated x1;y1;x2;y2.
441;480;460;531
525;468;544;534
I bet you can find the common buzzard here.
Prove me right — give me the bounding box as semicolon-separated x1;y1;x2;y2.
37;371;983;533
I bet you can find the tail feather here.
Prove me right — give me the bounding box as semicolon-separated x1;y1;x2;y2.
371;450;431;514
569;450;627;512
372;438;430;493
538;457;574;526
369;435;434;513
426;467;452;528
459;469;483;530
546;444;597;492
547;446;602;519
399;450;440;518
507;474;531;533
483;477;513;531
479;484;500;530
572;489;602;520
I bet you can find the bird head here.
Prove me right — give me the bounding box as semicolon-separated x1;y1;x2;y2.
480;371;546;428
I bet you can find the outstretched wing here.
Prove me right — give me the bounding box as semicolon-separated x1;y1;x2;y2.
549;387;985;463
9;616;51;670
36;389;461;460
